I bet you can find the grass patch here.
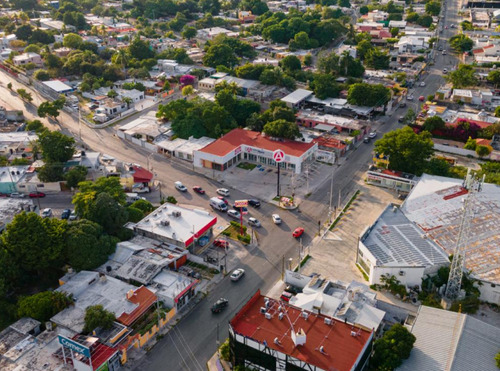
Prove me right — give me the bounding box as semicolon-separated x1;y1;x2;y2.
237;162;257;170
356;264;369;281
223;223;251;243
329;190;360;231
294;254;311;272
186;261;220;276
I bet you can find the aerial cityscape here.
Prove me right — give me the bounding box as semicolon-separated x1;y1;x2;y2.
0;0;499;369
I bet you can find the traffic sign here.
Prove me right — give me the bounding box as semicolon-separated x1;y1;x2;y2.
273;149;285;163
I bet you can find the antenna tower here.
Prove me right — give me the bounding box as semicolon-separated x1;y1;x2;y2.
444;170;484;300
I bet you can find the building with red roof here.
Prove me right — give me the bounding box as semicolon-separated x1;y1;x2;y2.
229;291;374;371
117;286;157;327
194;129;317;174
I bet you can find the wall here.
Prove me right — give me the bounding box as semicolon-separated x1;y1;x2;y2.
371;265;426;287
478;281;500;304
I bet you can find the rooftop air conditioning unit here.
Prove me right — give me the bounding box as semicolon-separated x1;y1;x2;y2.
161;220;170;227
324;318;332;325
265;313;272;320
173;211;181;217
278;312;284;320
399;271;405;276
260;307;267;314
302;311;309;320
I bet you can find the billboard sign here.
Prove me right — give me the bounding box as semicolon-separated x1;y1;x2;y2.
58;335;91;358
234;200;248;207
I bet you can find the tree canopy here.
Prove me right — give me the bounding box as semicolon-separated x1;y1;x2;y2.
263;119;300;139
39;131;75;164
371;324;416;370
347;83;391;107
17;291;73;322
446;64;478;88
449;34;473;52
374;126;434;175
422;116;446;132
83;305;116;333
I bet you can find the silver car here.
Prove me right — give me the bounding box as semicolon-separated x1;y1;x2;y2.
230;268;245;282
248;217;261;228
227;210;240;219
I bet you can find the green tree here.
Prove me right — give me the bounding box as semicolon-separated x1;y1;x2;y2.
263;119;300;139
16;88;32;102
240;0;268;14
446;64;478;88
74;177;127;214
449;34;473;52
17;291;73;322
65;220;118;271
200;0;220;14
65;166;88;188
33;69;50;81
130;199;154;213
425;157;451;176
289;31;313;50
279;55;301;72
371;324;416;370
486;70;500;88
15;24;33;41
84;193;128;236
339;0;350;7
38;163;64;182
39;131;75;164
127;206;144;222
156;99;194;121
203;44;238;68
476;145;491;157
461;20;474;31
375;126;434;175
182;26;197;40
464;137;477;151
365;48;390;70
422;116;446;132
112;49;129;72
356;39;374;60
83;305;116;333
495;351;500;368
37;98;66;120
402;108;416;125
417;14;433;28
63;33;83;49
2;212;66;279
182;85;194;96
310;73;340;99
347;83;391;107
359;5;369;15
128;37;155;60
303;54;312;66
406;12;420;23
495;106;500;118
425;1;441;16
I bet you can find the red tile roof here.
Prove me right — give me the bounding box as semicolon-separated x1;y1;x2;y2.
117;286;157;326
132;166;154;183
313;136;346;150
230;291;373;371
198;128;315;158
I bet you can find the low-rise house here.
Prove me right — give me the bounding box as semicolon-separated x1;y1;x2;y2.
39;18;66;31
12;52;42;67
238;10;256;23
396;36;429;53
53;47;72;57
156;136;215;162
0;197;36;232
197;27;238;41
42;80;75;95
470;9;490;28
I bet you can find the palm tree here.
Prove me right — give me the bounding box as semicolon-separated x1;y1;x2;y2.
113;49;128;74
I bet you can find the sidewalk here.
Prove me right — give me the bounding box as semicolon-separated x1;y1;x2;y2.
207;352;232;371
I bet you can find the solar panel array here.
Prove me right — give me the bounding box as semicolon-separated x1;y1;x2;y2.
374;226;428;266
396;225;448;264
365;243;392;264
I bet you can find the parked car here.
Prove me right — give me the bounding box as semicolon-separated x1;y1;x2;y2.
10;192;25;198
398;117;404;123
69;210;78;221
211;298;229;313
61;209;71;220
29;191;46;198
248;217;261;228
407;95;414;100
230;268;245;282
0;193;7;197
41;208;52;218
217;196;229;205
227;210;241;219
272;214;282;224
280;291;293;302
368;132;377;139
292;227;305;238
174;181;187;192
363;137;370;143
399;102;406;108
216;188;230;197
443;68;448;74
193;186;205;194
419;81;426;87
233;204;248;214
419;96;425;101
248;199;261;208
213;239;229;248
133;186;150;193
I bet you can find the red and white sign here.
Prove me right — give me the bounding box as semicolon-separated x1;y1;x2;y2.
234;200;248;207
273;149;285;163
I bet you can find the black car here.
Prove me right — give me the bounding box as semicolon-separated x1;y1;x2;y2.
61;209;71;220
363;137;370;143
211;298;228;313
233;205;248;214
248;199;261;208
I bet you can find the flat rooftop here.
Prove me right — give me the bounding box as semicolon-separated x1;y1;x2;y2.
150;269;197;301
401;174;500;284
230;291;373;371
281;88;313;105
362;204;449;267
132;203;217;248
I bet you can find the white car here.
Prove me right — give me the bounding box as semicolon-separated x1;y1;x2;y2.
407;95;414;101
69;210;78;221
175;181;187;192
10;192;25;198
230;268;245;282
420;81;426;87
248;217;261;228
41;208;52;218
228;210;240;219
272;214;282;224
217;188;230;197
443;68;448;74
368;132;377;139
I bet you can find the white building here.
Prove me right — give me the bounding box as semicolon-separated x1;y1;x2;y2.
280;89;313;109
197;27;238;41
12;52;42;67
357;204;450;287
396;36;429;53
193;128;317;174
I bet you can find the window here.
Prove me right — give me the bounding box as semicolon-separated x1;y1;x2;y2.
37;184;44;188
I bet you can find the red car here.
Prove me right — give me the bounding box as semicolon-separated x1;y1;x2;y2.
217;196;228;205
29;191;46;198
213;239;229;248
280;291;293;302
192;186;205;194
292;227;305;238
419;96;425;102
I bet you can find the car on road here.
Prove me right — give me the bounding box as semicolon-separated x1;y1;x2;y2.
363;137;370;143
192;186;205;194
442;50;447;55
61;209;71;220
174;181;187;192
272;214;282;224
217;196;229;205
368;132;377;139
213;239;229;248
230;268;245;282
233;204;248;214
0;193;7;197
398;117;404;123
211;298;229;313
10;192;25;198
29;191;46;198
407;95;414;100
443;68;448;74
445;25;448;29
280;291;293;302
292;227;305;238
438;46;443;51
248;199;261;208
133;186;150;193
69;210;78;221
227;210;241;219
41;208;52;218
216;188;230;197
419;82;426;87
419;96;425;101
399;102;406;108
248;217;261;228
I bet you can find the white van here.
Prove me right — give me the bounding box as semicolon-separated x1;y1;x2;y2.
126;192;141;203
210;197;228;212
